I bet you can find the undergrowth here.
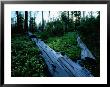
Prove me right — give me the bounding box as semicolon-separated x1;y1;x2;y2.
11;34;47;77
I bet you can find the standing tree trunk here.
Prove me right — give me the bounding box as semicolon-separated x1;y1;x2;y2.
24;11;28;33
29;11;32;32
49;11;50;22
74;11;81;31
83;11;85;19
42;11;44;32
67;11;69;30
68;11;69;21
71;11;74;21
90;11;93;18
16;11;20;33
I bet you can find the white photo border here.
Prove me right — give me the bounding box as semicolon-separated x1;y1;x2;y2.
4;4;107;84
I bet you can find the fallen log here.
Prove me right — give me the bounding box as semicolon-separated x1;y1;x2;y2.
28;32;93;77
77;36;95;60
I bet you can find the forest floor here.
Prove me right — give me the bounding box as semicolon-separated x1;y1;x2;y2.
11;34;47;77
11;31;99;77
46;32;81;60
